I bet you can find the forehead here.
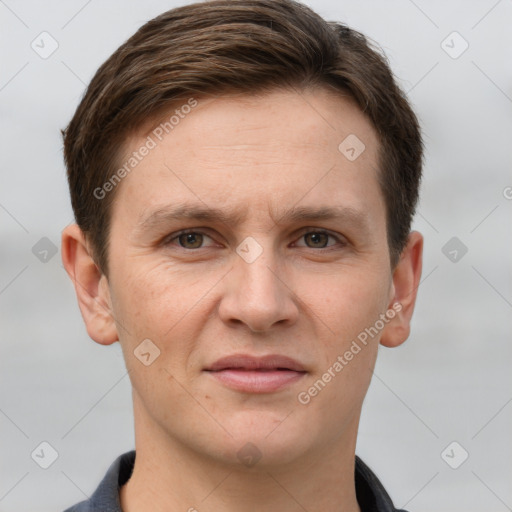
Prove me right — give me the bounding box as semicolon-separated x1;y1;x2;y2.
111;87;383;228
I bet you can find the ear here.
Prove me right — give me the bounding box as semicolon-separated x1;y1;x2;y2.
61;224;118;345
380;231;423;348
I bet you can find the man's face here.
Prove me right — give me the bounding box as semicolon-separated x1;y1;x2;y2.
104;88;396;466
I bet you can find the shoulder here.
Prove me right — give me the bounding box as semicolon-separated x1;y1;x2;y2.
355;456;408;512
61;450;136;512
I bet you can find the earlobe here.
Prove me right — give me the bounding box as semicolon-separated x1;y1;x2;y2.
61;224;118;345
380;231;423;348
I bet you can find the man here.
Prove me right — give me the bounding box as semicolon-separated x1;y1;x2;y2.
60;0;423;510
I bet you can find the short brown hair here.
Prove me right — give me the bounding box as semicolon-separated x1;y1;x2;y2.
62;0;423;275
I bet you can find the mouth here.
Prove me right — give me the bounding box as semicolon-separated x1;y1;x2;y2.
204;353;307;393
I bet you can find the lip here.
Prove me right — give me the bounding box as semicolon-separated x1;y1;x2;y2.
205;353;306;372
204;354;307;393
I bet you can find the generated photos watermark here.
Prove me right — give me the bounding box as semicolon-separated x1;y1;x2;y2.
93;97;198;200
297;302;402;405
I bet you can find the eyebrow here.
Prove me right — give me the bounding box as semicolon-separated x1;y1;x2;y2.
135;202;370;235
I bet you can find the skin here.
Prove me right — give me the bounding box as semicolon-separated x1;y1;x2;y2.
62;87;423;512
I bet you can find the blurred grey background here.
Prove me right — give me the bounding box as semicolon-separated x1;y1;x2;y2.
1;1;511;511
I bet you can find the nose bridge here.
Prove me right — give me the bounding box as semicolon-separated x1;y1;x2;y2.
219;235;298;331
235;235;282;307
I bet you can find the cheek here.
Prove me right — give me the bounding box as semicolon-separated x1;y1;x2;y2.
109;262;209;405
296;270;384;423
298;263;390;347
109;258;219;368
298;265;389;418
112;260;191;331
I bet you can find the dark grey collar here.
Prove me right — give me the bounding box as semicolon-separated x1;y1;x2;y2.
63;450;407;512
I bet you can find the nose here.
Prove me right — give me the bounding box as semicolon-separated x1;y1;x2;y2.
218;244;299;333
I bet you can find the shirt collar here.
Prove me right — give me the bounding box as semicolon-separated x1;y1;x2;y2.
68;450;406;512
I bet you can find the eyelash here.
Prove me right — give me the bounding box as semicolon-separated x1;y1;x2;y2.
163;228;346;251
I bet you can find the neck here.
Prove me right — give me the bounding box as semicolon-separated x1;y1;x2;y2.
120;396;361;512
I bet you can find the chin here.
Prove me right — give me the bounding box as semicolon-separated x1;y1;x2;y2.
211;413;314;468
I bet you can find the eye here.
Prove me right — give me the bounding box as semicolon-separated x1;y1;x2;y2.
166;230;215;249
163;229;344;251
294;230;343;249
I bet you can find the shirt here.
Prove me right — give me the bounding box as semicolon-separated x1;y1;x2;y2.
62;450;408;512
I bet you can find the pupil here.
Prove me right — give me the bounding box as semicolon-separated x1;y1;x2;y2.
307;232;327;247
180;233;202;248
